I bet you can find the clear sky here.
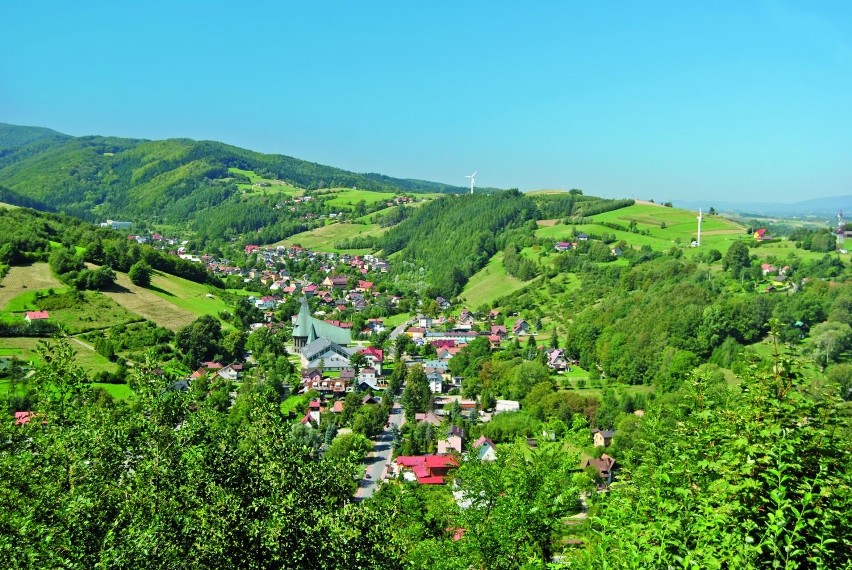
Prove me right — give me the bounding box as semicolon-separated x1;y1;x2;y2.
2;1;850;202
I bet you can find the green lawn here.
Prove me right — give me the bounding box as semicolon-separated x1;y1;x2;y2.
384;312;413;328
461;252;532;309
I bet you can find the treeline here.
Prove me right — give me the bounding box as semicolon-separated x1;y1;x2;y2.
503;243;538;280
0;207;221;287
382;191;540;296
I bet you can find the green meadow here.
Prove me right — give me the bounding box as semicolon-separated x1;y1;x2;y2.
0;336;120;376
228;167;302;196
460;252;532;309
277;221;387;253
147;271;233;325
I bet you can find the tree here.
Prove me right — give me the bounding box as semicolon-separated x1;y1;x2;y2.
563;356;852;568
453;443;582;567
810;321;852;370
176;315;223;368
128;260;152;287
350;350;369;376
401;364;431;420
723;241;751;278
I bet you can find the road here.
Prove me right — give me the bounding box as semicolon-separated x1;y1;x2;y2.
354;401;405;500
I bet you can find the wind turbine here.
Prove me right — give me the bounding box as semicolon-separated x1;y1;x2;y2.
465;171;477;195
696;208;703;247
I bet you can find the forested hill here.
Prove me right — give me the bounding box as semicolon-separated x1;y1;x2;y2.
0;123;473;222
383;190;540;297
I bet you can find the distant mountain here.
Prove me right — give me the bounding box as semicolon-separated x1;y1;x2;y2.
0;123;474;224
674;195;851;218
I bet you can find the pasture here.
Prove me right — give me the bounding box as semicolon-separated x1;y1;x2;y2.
0;263;64;310
536;203;749;256
0;290;143;334
277;221;386;253
322;189;398;209
228;168;302;196
99;271;198;331
460;252;531;309
0;336;120;375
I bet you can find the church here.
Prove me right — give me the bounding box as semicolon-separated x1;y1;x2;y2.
292;297;352;351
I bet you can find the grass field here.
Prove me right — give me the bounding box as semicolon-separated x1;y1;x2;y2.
322;189;398;208
146;271;232;325
228;168;302;196
537;204;747;256
384;312;413;328
0;336;120;375
277;221;387;252
0;263;64;310
99;271;199;331
0;290;144;334
460;252;532;309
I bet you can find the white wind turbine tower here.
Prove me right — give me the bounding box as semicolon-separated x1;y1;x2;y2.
466;171;477;195
696;208;703;247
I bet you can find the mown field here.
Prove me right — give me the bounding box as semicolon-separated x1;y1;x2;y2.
276;221;387;253
227;168;302;196
98;271;199;331
460;252;532;309
536;203;748;256
0;263;64;310
0;336;120;376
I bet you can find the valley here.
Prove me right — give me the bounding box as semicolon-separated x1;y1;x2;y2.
0;123;849;569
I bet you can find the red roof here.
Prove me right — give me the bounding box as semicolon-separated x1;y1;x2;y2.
25;310;49;320
14;411;34;425
331;400;344;413
361;347;384;361
425;455;458;469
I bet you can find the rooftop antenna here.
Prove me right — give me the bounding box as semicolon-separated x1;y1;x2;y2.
696;208;703;247
465;171;477;195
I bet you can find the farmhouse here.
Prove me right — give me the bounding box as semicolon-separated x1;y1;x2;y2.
24;311;49;322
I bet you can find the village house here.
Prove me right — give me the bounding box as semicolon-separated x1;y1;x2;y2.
24;310;49;323
437;426;464;455
474;435;498;461
512;319;530;336
592;429;615;448
394;454;459;485
582;454;617;486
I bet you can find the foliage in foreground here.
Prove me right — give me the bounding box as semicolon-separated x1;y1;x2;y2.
559;347;852;569
0;339;396;569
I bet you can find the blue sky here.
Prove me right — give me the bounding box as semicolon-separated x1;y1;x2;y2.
2;1;850;202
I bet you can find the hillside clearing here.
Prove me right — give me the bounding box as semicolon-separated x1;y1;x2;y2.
0;336;120;375
461;252;531;309
277;221;386;252
0;263;64;309
99;271;198;331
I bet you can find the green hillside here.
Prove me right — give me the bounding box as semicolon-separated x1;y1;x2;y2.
0;123;475;236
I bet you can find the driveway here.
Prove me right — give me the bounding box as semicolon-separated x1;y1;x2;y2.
354;402;405;500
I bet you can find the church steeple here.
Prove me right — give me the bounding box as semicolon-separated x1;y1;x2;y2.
293;297;313;350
